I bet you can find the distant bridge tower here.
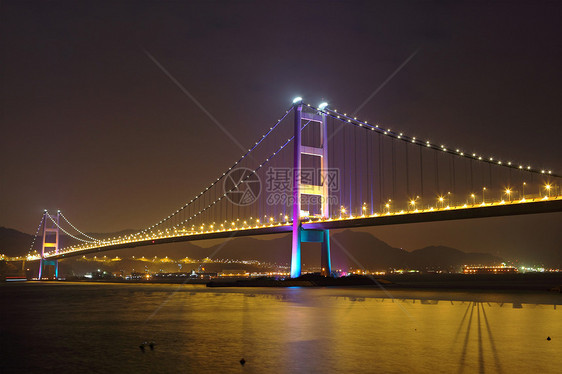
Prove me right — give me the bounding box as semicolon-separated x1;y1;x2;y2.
38;210;60;279
291;100;331;278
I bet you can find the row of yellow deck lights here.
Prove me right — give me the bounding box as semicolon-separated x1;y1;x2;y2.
53;186;559;256
49;212;300;255
166;191;554;237
341;186;559;218
31;189;559;259
159;177;555;236
50;216;297;255
47;188;559;257
30;198;556;260
62;184;558;256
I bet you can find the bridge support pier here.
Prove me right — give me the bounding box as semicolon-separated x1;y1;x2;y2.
291;227;331;278
38;259;59;279
320;230;331;277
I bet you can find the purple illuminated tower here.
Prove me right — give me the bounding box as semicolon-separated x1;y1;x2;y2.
38;211;60;279
290;100;331;278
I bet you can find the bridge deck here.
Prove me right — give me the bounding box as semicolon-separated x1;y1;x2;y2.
35;198;562;261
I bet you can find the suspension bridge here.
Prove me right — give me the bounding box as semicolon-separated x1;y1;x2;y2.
17;98;562;279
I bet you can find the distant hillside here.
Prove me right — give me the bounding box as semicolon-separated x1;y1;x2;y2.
406;246;500;269
1;226;502;270
328;230;409;269
325;231;500;270
0;227;33;257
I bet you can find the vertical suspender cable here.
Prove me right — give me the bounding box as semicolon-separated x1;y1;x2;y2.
342;124;346;216
352;128;356;215
435;151;440;194
489;163;493;191
450;154;455;195
377;132;384;206
348;125;352;211
419;145;424;200
406;142;410;197
470;158;474;192
365;130;374;215
392;138;396;202
452;155;456;196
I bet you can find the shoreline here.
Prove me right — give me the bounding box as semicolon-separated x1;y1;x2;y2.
7;273;562;293
207;273;562;291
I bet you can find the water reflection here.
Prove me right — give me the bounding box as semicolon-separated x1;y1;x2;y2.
481;304;502;373
455;302;503;374
2;283;561;373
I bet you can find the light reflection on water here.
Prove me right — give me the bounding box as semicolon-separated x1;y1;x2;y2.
1;283;561;373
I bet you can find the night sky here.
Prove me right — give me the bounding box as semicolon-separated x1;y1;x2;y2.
1;1;561;263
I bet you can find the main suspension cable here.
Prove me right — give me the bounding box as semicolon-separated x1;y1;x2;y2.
60;212;100;241
138;106;294;234
27;213;45;257
46;212;99;244
170;120;313;230
309;103;559;178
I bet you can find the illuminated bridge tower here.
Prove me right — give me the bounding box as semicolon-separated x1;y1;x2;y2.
38;210;60;279
291;100;332;278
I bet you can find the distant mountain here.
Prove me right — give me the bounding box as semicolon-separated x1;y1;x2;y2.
1;226;502;270
327;230;409;270
406;246;500;269
0;227;33;257
324;231;500;270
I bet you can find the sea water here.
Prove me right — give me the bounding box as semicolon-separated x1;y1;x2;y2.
1;282;560;373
